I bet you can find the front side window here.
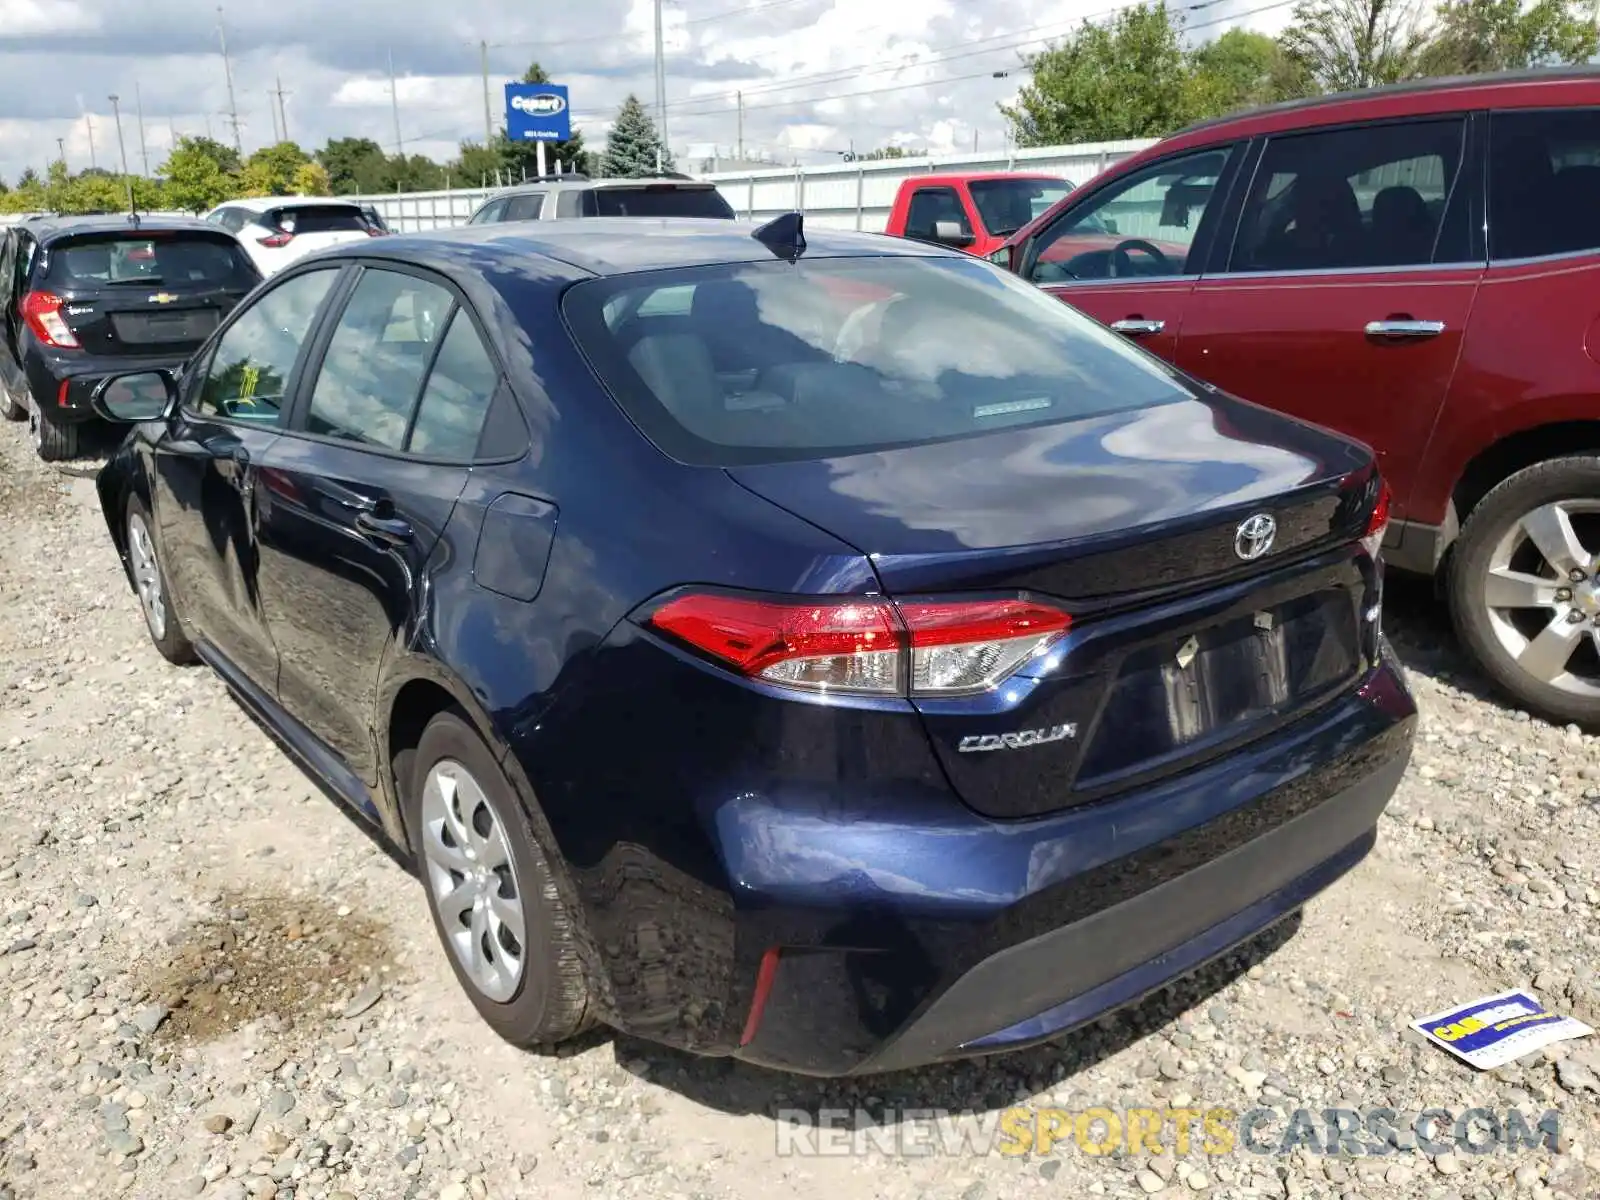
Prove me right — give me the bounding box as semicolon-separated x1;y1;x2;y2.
562;255;1193;467
1489;108;1600;261
1028;148;1231;283
195;268;339;424
502;192;546;221
1230;118;1467;272
470;199;508;225
304;269;455;449
968;177;1071;237
903;187;970;242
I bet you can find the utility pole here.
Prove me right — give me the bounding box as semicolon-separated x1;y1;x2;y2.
134;83;149;175
169;118;179;149
388;48;404;157
653;0;667;170
86;112;97;170
736;91;743;161
273;75;290;143
55;137;66;171
109;94;135;210
268;92;280;142
479;40;493;148
217;6;242;154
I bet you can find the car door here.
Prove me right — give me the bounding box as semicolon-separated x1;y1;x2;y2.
1014;144;1244;361
1177;115;1485;523
151;266;345;689
0;231;18;385
254;265;502;786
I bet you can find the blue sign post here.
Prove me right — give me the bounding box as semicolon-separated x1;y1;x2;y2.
505;83;571;143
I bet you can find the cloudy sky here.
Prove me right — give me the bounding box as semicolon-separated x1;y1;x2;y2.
0;0;1292;185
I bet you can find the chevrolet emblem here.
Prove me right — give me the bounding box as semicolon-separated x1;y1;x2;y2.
149;292;177;305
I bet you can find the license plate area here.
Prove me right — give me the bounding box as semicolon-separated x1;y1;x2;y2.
110;309;218;346
1074;589;1361;788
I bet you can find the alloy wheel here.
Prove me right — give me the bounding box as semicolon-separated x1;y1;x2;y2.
420;759;527;1003
127;511;168;643
1482;499;1600;701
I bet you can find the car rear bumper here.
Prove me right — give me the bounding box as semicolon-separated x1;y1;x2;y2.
23;348;188;423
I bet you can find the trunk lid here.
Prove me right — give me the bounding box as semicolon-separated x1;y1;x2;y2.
38;231;260;357
729;395;1384;820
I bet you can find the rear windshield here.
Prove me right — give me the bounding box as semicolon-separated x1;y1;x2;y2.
969;177;1072;236
41;233;259;290
561;255;1191;466
267;205;368;234
586;186;735;219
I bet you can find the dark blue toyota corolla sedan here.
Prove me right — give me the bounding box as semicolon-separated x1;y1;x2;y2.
90;215;1415;1077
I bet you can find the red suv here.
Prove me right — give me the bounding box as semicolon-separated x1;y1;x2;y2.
994;68;1600;727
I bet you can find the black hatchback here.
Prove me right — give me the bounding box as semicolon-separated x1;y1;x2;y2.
0;214;262;460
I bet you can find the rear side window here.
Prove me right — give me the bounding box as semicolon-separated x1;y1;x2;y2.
1489;108;1600;261
584;186;735;218
408;312;500;459
266;205;368;234
561;255;1192;466
1230;118;1468;272
41;234;259;290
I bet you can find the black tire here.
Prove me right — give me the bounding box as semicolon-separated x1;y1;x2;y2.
124;496;197;665
406;711;594;1046
0;378;25;422
1447;455;1600;727
32;409;79;462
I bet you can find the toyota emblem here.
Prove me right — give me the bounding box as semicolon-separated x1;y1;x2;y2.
1234;513;1277;561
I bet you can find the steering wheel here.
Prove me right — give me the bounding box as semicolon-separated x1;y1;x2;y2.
1109;239;1174;278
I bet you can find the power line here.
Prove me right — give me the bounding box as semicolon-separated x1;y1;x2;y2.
483;0;818;52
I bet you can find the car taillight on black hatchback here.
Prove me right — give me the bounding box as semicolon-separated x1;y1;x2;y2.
19;291;81;349
646;592;1070;698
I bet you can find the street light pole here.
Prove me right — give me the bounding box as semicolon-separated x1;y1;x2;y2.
653;0;667;170
108;94;135;212
217;6;242;154
480;40;493;149
388;48;404;157
55;137;66;172
135;82;150;175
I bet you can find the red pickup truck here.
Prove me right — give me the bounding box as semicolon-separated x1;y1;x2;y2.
882;172;1072;257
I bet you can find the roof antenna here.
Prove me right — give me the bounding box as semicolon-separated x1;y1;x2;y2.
751;211;805;260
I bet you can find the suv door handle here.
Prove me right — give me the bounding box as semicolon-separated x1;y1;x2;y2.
1364;319;1445;338
356;511;413;545
1109;318;1165;335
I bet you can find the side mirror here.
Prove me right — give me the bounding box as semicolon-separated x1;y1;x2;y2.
92;370;177;423
987;245;1014;271
932;220;976;248
1103;217;1120;235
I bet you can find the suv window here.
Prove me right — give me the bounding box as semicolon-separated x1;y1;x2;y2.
407;311;501;459
1489;108;1600;261
582;186;736;218
1028;148;1231;283
305;269;455;449
1231;118;1467;272
502;192;546;221
904;187;970;242
196;268;339;424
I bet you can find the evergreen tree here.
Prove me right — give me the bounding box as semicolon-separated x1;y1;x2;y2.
601;95;673;178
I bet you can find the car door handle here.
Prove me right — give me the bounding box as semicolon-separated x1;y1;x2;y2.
1364;319;1445;338
356;511;413;545
1109;318;1165;335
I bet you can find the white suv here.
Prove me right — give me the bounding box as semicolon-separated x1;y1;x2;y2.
203;197;382;276
466;175;736;224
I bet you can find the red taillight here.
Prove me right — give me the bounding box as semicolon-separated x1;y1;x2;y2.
1362;479;1392;559
19;291;80;349
365;227;387;237
257;231;294;248
646;592;1070;697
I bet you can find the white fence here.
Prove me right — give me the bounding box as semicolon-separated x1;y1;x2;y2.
350;140;1158;234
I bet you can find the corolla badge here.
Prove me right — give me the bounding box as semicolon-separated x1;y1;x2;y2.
511;93;566;116
957;723;1077;753
1233;513;1277;561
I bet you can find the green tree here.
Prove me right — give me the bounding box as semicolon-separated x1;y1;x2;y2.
455;140;503;187
1002;3;1200;146
1419;0;1597;74
497;61;588;178
601;94;673;178
317;137;390;194
292;162;332;196
1280;0;1429;92
1190;29;1316;113
161;136;240;212
239;141;310;196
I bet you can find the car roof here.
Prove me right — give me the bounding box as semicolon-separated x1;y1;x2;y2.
1157;65;1600;153
218;196;364;213
311;216;954;278
20;213;230;241
487;177;711;198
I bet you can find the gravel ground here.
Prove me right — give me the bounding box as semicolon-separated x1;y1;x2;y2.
1;419;1598;1200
